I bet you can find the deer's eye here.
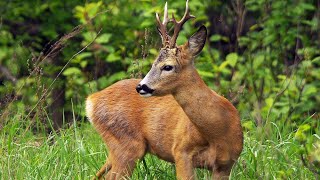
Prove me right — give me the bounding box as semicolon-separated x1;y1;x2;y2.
162;65;173;71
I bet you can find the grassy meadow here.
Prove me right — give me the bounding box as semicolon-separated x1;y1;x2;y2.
0;111;317;179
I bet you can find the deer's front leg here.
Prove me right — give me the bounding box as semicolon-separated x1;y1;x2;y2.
173;147;195;180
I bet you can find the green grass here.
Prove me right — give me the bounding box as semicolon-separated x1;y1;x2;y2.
0;117;316;180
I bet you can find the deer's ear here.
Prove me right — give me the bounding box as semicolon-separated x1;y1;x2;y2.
187;25;207;56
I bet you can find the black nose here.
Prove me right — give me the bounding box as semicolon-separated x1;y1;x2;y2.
136;84;154;94
136;84;142;93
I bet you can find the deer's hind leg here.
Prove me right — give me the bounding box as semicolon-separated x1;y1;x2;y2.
97;132;146;180
92;160;111;180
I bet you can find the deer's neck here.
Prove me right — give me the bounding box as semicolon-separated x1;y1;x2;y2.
172;69;227;141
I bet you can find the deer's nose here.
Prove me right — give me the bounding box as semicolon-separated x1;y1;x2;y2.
136;84;154;96
136;84;142;93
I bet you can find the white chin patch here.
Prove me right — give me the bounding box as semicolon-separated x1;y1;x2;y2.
138;89;153;97
140;93;152;98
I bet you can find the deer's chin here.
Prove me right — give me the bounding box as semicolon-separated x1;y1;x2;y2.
139;92;153;98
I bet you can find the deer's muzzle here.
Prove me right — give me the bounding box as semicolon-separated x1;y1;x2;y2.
136;84;154;97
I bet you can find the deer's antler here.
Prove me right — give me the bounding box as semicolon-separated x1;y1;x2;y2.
156;2;170;47
169;0;195;48
156;1;195;48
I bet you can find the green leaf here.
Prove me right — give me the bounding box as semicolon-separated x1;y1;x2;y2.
62;67;82;76
107;71;127;84
80;61;88;68
97;71;127;87
277;75;287;81
149;48;158;55
300;3;315;11
249;24;259;31
83;32;97;42
76;52;92;60
265;97;274;109
295;124;311;142
218;61;229;71
226;53;238;67
263;34;276;46
74;6;85;20
242;121;255;130
85;1;102;18
0;47;7;60
221;36;229;42
209;34;221;42
96;33;112;44
140;20;153;28
312;56;320;63
198;70;214;78
106;53;121;62
303;85;317;96
253;55;264;69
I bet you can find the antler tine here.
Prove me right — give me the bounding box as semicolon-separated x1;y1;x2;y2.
169;0;195;48
163;2;169;25
156;2;170;47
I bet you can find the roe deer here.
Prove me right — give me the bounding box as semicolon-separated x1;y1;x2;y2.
86;1;243;179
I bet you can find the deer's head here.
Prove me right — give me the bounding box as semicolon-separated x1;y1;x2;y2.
136;0;207;97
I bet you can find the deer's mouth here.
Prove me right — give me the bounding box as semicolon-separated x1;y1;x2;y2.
136;84;154;97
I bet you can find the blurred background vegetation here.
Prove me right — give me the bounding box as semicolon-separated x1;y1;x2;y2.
0;0;319;178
